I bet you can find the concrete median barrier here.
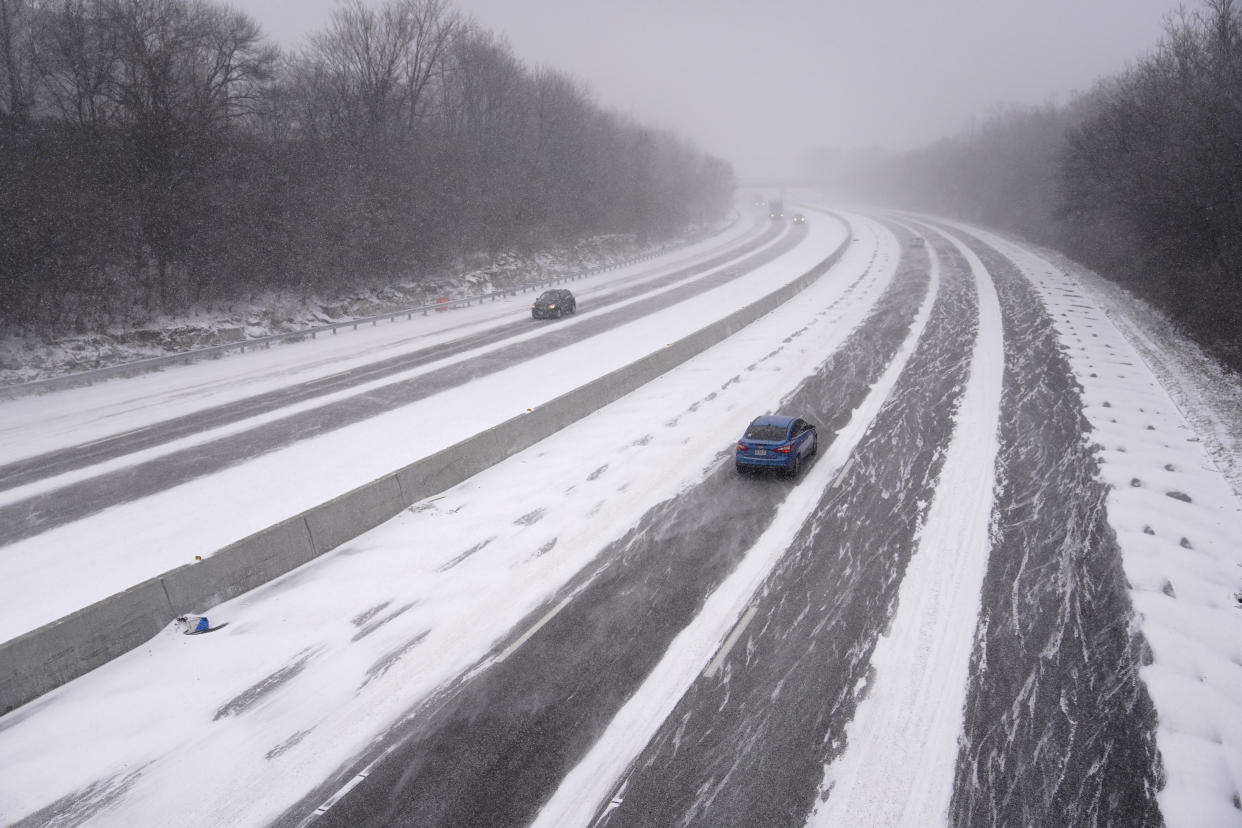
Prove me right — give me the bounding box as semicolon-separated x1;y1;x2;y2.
161;518;318;614
0;217;850;715
306;474;406;555
0;579;170;713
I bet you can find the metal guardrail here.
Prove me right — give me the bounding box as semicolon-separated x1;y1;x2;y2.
2;213;744;398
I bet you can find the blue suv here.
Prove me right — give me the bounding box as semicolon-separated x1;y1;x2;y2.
735;415;817;476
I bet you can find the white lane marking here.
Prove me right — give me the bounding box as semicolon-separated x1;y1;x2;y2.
532;215;942;828
703;605;758;678
298;745;397;827
592;776;630;826
494;594;576;664
315;772;366;812
830;456;855;488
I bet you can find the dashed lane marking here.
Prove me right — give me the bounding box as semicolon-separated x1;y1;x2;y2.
831;456;855;488
703;605;759;678
495;594;576;664
298;745;398;826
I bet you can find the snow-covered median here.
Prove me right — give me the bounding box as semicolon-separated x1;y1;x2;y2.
0;218;824;643
0;214;893;827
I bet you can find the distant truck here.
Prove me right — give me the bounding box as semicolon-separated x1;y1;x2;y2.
768;199;784;220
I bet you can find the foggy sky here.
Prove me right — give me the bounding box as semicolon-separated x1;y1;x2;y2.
241;0;1187;180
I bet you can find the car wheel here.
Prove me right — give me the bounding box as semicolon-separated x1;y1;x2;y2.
789;455;801;478
735;462;746;475
809;431;818;456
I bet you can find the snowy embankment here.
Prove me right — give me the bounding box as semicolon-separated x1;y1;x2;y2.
964;224;1242;828
0;214;787;644
0;213;891;827
0;211;761;458
1025;245;1242;498
0;217;747;388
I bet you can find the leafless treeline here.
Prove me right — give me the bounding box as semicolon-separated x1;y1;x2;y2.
0;0;734;333
816;0;1242;369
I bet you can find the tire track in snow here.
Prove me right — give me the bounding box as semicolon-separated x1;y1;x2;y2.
0;224;785;494
288;217;920;828
806;221;1004;826
534;222;954;827
946;228;1162;826
0;227;802;545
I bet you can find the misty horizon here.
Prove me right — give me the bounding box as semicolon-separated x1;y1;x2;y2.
243;0;1186;178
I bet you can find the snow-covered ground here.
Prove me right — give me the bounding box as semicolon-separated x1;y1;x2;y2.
0;213;802;642
1;209;1239;828
1025;243;1242;499
0;210;763;463
963;224;1242;828
0;213;890;826
0;217;748;388
533;218;941;827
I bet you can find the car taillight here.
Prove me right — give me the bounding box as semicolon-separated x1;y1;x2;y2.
736;443;747;452
776;444;792;453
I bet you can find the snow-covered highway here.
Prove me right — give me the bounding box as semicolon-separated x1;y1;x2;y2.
0;212;824;642
1;209;1239;828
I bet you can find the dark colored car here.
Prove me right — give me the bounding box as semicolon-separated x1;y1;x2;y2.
735;415;817;476
532;288;576;319
792;213;807;225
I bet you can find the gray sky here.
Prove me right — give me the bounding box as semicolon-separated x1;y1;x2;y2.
240;0;1186;179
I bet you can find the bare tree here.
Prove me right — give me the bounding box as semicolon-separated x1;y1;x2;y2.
0;0;39;123
1;0;733;334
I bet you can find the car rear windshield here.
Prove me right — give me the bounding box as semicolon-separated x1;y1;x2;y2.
744;424;788;441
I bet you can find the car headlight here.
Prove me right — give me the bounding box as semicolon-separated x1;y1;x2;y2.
548;304;556;309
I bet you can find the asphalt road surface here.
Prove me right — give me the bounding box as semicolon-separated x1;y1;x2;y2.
282;219;929;827
1;224;801;545
277;219;1163;828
